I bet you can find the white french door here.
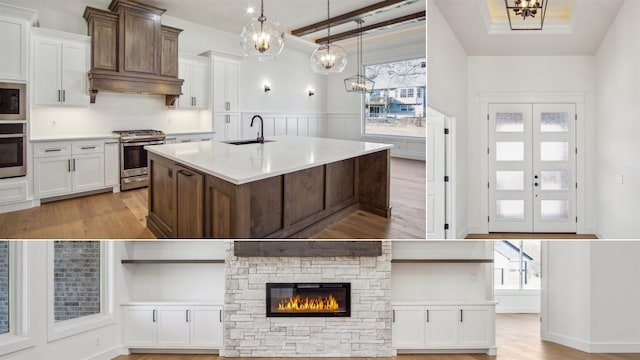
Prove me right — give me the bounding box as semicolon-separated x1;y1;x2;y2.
488;104;576;233
427;111;446;239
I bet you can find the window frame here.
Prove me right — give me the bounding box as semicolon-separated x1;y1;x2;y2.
47;241;114;342
361;57;426;139
0;241;35;356
494;240;541;293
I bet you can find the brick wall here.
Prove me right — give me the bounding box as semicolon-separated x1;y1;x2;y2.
54;241;100;322
223;241;393;357
0;241;8;334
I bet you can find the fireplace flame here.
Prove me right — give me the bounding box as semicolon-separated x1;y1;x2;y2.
277;294;339;312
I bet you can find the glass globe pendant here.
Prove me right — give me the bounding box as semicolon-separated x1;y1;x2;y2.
310;0;347;74
240;0;284;61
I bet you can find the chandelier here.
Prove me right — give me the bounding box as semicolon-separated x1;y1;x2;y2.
240;0;284;61
343;19;374;93
505;0;548;31
310;0;347;74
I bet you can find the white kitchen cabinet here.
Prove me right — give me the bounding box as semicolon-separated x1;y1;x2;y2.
104;140;120;187
122;305;157;347
212;56;239;113
122;304;223;349
0;13;29;81
392;303;495;353
178;55;209;110
214;113;240;141
32;28;89;107
166;133;215;144
33;140;112;198
391;306;424;349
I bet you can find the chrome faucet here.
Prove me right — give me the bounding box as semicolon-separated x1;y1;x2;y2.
250;115;264;143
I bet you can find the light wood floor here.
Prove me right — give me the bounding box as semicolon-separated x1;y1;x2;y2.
466;233;598;239
0;158;426;239
112;314;640;360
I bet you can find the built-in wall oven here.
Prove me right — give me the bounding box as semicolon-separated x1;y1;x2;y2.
113;130;165;191
0;82;26;121
0;123;26;179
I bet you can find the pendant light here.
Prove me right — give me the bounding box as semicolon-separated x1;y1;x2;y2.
344;19;374;93
310;0;347;74
240;0;284;61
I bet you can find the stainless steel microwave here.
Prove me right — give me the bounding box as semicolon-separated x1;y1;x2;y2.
0;82;26;121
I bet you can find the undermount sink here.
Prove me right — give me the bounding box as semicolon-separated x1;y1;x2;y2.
224;139;274;145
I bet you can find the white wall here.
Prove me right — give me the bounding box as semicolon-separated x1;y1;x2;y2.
594;0;640;239
427;0;468;238
466;56;597;234
543;241;591;352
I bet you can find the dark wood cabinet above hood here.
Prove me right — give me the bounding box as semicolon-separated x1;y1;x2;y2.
83;0;184;105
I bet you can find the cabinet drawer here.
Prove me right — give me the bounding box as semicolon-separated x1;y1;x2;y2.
72;141;104;154
34;142;72;157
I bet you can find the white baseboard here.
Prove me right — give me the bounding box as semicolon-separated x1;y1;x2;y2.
589;342;640;353
129;348;219;354
496;308;540;314
86;346;128;360
391;151;425;161
397;347;495;355
0;199;38;214
542;332;591;353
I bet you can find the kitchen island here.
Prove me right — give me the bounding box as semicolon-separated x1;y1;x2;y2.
145;136;392;238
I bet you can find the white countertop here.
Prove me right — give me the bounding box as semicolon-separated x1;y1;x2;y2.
30;134;121;142
145;136;393;185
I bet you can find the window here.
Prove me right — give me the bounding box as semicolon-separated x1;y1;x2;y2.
48;241;114;341
53;241;101;322
0;241;8;335
494;240;541;290
364;58;426;137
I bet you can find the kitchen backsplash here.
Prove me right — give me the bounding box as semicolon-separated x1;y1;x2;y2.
30;92;210;137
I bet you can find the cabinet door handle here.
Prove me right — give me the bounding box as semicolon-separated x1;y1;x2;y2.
426;309;429;323
72;159;76;171
67;159;71;172
62;89;66;102
168;169;173;178
153;309;156;322
45;148;62;152
178;169;193;177
105;141;119;145
186;309;190;322
81;146;96;150
219;309;222;323
460;309;463;322
58;90;61;102
392;309;395;323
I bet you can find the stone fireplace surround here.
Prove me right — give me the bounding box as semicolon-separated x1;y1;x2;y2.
223;241;393;357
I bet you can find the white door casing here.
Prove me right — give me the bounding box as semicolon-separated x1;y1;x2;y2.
427;113;446;239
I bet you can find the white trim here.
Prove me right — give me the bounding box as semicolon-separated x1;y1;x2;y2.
47;241;115;342
478;92;587;234
542;332;591;353
0;241;34;356
85;346;129;360
0;199;38;214
588;342;640;353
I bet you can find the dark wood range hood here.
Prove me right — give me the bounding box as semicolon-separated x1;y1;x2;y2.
83;0;184;105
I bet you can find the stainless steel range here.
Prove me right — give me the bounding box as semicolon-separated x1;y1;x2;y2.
113;129;166;191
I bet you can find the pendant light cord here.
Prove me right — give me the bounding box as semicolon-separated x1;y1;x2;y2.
327;0;331;49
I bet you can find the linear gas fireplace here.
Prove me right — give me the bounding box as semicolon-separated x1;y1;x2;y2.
266;283;351;317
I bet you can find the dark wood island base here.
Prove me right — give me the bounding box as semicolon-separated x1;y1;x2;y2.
146;149;391;239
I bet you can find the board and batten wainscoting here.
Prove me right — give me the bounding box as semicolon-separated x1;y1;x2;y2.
239;112;425;161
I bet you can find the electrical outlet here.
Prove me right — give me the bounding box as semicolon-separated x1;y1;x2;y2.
615;174;624;184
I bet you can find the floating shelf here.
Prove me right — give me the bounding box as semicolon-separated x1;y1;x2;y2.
391;259;494;264
121;259;225;264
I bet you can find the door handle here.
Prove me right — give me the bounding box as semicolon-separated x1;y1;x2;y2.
152;309;156;322
534;175;539;179
460;309;463;322
58;90;61;102
178;169;193;177
534;182;539;187
219;309;222;323
62;90;66;102
426;309;429;323
392;309;395;323
72;159;76;171
67;159;71;172
186;309;190;322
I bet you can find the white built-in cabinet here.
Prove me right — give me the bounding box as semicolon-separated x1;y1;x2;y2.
33;139;119;198
165;132;215;144
0;5;36;81
122;304;223;349
209;54;240;141
178;54;209;110
31;28;90;107
392;303;495;352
